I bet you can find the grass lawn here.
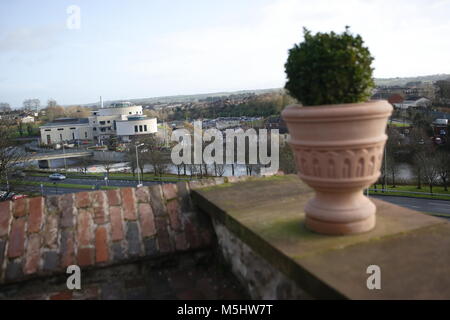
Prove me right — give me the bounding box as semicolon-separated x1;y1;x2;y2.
25;170;209;182
370;184;450;200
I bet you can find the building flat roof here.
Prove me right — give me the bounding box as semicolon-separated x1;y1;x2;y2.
41;118;90;127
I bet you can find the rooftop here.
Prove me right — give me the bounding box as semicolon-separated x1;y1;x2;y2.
41;118;90;127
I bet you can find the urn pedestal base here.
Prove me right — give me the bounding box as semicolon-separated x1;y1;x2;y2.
304;191;376;235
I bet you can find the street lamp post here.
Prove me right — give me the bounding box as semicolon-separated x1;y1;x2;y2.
135;143;144;187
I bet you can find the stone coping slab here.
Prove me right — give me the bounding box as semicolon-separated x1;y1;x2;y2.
192;175;450;299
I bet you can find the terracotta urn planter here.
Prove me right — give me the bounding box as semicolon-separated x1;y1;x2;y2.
282;100;393;235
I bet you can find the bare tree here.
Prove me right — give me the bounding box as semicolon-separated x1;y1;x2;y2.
96;152;116;177
436;151;450;191
78;156;95;174
0;121;26;201
415;150;440;193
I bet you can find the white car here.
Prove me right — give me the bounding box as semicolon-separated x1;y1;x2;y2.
49;173;67;180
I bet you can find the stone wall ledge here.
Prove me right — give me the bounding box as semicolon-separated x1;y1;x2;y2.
192;175;450;299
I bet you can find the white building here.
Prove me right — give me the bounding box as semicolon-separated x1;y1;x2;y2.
20;115;35;123
40;118;93;145
40;102;157;145
393;97;432;109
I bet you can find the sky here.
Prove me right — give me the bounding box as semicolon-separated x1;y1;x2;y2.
1;0;450;108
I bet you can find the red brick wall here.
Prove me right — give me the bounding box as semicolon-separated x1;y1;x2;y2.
0;179;234;285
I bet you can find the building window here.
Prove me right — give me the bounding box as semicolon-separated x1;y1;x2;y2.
57;128;64;131
93;127;97;131
47;135;51;144
139;125;143;132
134;125;138;133
113;120;117;130
72;132;75;140
60;134;63;141
129;112;132;114
107;120;110;123
70;127;76;130
100;121;106;125
45;129;51;132
144;125;147;132
85;132;88;138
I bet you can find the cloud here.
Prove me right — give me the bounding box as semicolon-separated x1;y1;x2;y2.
122;0;450;82
0;25;64;53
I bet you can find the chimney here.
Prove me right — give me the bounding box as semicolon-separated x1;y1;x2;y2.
100;96;104;109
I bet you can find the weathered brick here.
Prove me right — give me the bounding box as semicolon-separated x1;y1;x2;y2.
45;195;60;214
162;183;178;200
101;282;124;300
0;201;12;237
110;206;124;241
8;218;25;258
135;186;150;203
121;188;137;220
43;251;59;272
50;291;73;300
5;261;23;282
107;189;121;206
92;191;108;224
73;287;100;300
95;226;109;263
111;242;125;261
43;214;59;249
176;181;192;212
59;194;75;228
143;238;157;256
0;239;6;277
13;198;28;217
126;221;141;257
166;200;182;231
154;216;173;253
77;208;94;247
149;185;166;217
139;203;156;238
77;247;94;267
76;192;91;208
24;234;41;275
184;220;201;249
60;229;75;268
175;232;188;251
28;197;44;233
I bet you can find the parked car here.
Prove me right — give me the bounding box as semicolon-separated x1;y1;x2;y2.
11;194;28;201
49;173;67;180
0;192;28;201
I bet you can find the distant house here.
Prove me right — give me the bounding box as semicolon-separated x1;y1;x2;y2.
20;115;35;124
393;97;431;109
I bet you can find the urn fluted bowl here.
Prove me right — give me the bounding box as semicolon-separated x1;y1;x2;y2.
282;100;393;235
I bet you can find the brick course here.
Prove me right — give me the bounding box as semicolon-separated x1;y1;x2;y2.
0;177;233;285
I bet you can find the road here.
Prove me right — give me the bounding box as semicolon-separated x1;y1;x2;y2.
25;176;162;188
371;195;450;216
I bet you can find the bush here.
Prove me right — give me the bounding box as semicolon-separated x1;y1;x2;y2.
284;27;375;106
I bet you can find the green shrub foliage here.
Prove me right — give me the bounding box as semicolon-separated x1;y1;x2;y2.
284;27;375;106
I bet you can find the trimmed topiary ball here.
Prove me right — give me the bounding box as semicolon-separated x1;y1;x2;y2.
284;27;375;106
